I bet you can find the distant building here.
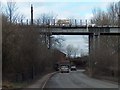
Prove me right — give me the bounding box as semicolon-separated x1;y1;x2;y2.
53;49;70;71
54;49;67;62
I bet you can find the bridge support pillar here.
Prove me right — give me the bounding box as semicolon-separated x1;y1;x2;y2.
89;34;93;77
89;33;100;77
48;34;52;49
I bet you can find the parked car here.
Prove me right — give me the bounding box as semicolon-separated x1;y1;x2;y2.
70;65;77;71
60;65;69;73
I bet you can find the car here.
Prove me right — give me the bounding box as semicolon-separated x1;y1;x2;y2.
60;65;69;73
70;65;77;71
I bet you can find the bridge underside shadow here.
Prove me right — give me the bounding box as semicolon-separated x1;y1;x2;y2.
50;32;120;35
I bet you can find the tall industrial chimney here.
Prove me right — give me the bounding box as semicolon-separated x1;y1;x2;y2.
31;4;33;25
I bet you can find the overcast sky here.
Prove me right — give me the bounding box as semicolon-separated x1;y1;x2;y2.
1;0;119;56
2;0;119;19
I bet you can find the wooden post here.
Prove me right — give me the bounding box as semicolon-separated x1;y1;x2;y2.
26;19;28;25
37;19;39;25
86;19;87;27
48;19;50;26
80;20;82;26
75;19;77;26
21;19;23;25
69;19;72;27
54;19;55;26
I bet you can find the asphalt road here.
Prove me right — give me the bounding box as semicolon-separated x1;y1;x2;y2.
44;70;118;88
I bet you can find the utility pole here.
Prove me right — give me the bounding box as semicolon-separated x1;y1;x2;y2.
31;4;33;25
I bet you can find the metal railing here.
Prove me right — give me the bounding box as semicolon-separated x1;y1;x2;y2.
14;19;91;26
14;19;120;28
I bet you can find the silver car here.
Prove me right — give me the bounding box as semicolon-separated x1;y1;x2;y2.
70;65;77;71
60;65;69;73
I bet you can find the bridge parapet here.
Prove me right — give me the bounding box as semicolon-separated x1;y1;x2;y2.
110;28;120;33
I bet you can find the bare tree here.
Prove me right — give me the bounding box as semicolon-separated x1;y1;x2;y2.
66;44;78;58
37;13;57;25
89;35;119;78
51;35;65;50
73;47;78;58
2;12;58;85
88;3;120;76
91;8;109;26
5;1;18;23
107;2;120;25
91;1;120;26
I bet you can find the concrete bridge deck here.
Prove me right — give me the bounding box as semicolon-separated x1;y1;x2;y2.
20;25;120;35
